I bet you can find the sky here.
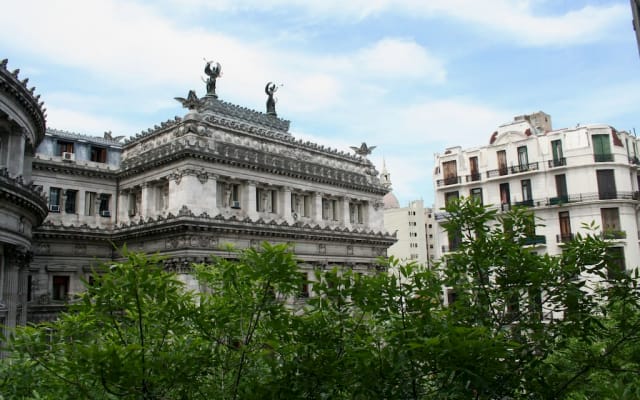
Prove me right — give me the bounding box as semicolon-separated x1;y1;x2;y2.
1;0;638;206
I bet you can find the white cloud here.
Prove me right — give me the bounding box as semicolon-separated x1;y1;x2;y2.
356;39;446;82
163;0;626;47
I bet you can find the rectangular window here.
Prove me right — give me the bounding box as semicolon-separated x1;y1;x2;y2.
99;194;111;217
499;183;510;205
49;187;61;212
444;191;459;206
469;156;480;181
65;189;77;213
596;170;616;200
442;160;458;185
90;146;107;163
257;188;275;213
606;247;626;279
517;146;529;169
555;174;568;199
497;150;508;176
85;191;97;216
559;211;572;242
601;207;621;232
593;134;613;162
27;275;32;302
349;202;363;223
222;183;241;209
128;192;138;216
470;188;483;205
551;139;564;166
52;275;70;301
57;141;74;156
521;179;532;203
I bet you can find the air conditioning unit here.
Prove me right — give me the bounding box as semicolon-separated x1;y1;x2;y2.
231;200;241;209
62;152;75;161
100;210;111;217
49;204;60;212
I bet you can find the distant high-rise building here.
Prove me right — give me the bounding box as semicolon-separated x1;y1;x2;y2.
382;162;436;270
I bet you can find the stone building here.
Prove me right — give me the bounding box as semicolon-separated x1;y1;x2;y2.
25;67;394;322
433;111;640;289
0;59;48;339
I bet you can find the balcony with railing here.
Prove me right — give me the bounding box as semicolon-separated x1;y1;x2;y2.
594;153;614;162
548;158;566;168
523;235;546;246
466;173;481;182
547;191;639;205
602;230;627;240
436;176;462;187
486;162;539;178
513;199;534;208
556;233;574;243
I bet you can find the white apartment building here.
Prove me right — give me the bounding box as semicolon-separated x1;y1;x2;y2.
433;111;639;271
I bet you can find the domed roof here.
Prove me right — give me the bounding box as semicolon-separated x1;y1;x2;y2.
383;191;400;209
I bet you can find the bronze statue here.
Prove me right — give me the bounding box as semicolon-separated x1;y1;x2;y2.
204;61;222;97
350;142;377;157
174;90;204;110
265;82;278;116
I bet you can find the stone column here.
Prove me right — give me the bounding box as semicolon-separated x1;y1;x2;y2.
246;181;258;220
312;192;323;223
282;187;293;223
117;189;129;221
6;131;25;178
202;173;218;216
2;246;30;332
341;197;350;227
141;182;153;219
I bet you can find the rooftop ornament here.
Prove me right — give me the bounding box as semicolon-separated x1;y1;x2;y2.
350;142;377;157
203;60;222;98
265;82;280;116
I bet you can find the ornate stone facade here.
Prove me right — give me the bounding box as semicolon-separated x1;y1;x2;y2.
26;71;395;322
0;59;48;344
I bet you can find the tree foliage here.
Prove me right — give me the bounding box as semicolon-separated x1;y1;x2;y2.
2;198;640;399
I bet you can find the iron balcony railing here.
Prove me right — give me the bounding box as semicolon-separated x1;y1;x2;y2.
466;173;481;182
548;158;566;168
594;153;614;162
486;162;539;178
523;235;546;246
556;233;574;243
436;176;462;187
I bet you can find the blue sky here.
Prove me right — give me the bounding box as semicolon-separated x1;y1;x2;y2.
2;0;638;206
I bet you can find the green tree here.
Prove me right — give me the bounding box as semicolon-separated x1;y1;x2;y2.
2;199;640;399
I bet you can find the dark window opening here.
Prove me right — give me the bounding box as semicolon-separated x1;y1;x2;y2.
52;276;70;301
90;146;107;163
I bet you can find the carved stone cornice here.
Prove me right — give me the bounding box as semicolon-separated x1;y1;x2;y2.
120;140;387;195
0;169;48;223
32;159;119;180
0;59;46;143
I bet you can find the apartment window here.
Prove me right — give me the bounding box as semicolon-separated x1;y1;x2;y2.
601;208;621;232
521;179;532;203
444;191;459;206
497;150;507;175
469;156;480;181
52;276;70;301
499;183;510;206
517;146;529;169
99;194;111;217
593;134;613;162
57;141;74;156
606;247;626;279
555;174;568;200
49;187;61;212
551;139;564;166
446;289;458;305
85;191;97;216
559;211;572;243
470;188;483;205
90;146;107;163
442;160;458;185
65;189;77;213
596;170;616;200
